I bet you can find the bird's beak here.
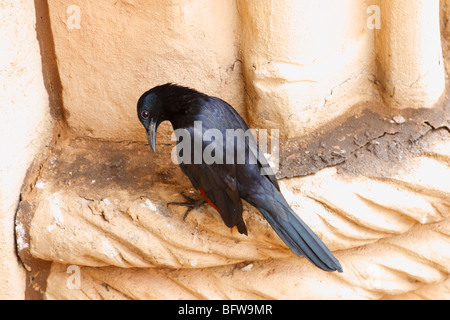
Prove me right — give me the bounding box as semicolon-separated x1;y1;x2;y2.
147;118;157;152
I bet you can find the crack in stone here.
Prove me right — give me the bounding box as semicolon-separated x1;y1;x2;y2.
424;121;450;133
348;131;400;158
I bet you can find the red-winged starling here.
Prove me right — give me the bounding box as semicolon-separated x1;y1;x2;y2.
137;83;342;272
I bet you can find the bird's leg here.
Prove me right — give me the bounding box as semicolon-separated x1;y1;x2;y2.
167;192;206;220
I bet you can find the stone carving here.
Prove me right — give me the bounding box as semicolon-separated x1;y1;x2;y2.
16;107;449;299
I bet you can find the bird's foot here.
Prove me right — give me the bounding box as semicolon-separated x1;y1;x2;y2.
167;192;206;220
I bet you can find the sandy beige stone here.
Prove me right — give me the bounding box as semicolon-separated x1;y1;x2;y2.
21;122;450;299
25;141;293;270
47;0;244;142
239;0;378;138
44;220;449;300
238;0;446;137
0;0;54;299
375;0;445;109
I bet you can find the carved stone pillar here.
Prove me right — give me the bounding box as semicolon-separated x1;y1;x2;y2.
238;0;376;138
375;0;445;109
238;0;445;137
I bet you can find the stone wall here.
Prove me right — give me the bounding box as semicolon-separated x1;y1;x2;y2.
1;0;449;299
47;0;244;142
45;0;445;140
0;0;54;299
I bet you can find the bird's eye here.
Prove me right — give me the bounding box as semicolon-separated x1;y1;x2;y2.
141;110;150;119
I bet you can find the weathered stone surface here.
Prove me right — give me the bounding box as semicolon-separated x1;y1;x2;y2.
19;137;294;271
0;0;54;299
44;220;449;300
16;112;450;299
46;0;244;142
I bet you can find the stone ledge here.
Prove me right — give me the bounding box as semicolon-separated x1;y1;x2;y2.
16;105;450;299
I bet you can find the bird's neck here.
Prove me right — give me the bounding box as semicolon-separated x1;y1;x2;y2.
158;85;208;122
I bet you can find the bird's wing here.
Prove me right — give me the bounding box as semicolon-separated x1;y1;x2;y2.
208;97;280;191
179;160;247;234
176;96;280;235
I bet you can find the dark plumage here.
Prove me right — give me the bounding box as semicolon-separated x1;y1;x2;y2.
137;83;342;272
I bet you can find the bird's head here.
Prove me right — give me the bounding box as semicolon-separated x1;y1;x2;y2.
138;83;200;151
137;90;165;152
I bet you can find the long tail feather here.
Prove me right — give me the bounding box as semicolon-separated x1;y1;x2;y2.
257;200;342;273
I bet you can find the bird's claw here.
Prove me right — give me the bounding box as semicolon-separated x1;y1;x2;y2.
167;192;206;220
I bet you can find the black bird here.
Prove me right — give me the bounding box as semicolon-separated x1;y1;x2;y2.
137;83;342;272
